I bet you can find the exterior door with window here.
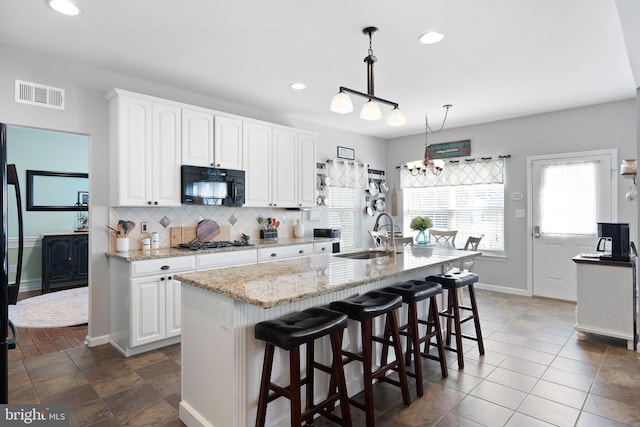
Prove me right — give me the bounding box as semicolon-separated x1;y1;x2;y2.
530;151;615;301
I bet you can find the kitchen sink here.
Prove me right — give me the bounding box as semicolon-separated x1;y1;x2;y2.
334;250;391;260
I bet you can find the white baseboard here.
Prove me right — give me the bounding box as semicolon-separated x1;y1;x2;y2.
85;334;110;347
14;278;42;293
475;282;531;297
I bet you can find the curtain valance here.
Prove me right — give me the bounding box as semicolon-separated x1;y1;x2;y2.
400;158;505;188
326;159;368;189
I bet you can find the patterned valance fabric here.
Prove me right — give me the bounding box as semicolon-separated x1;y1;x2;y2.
326;159;368;189
400;158;505;188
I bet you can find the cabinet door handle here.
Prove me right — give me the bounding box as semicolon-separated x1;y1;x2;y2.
321;247;326;251
161;265;170;270
167;276;172;280
147;201;153;205
154;201;159;205
299;250;304;254
271;253;277;257
160;277;165;281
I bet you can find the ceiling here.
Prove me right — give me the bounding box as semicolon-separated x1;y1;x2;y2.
0;0;637;139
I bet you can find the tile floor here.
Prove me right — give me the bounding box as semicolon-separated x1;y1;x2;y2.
8;289;640;426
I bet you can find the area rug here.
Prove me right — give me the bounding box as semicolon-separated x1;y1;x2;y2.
8;287;88;328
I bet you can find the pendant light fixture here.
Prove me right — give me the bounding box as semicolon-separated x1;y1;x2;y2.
407;105;453;176
330;27;406;126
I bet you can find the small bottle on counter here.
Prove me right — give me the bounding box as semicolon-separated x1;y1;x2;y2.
293;219;305;238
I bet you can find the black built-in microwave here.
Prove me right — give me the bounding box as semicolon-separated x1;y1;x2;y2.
181;165;245;206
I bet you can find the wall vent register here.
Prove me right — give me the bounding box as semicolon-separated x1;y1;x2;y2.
15;79;65;110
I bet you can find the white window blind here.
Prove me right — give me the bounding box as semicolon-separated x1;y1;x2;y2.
328;187;361;250
403;184;504;252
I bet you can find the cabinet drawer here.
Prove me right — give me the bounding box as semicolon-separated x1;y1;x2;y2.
195;249;258;270
130;256;195;277
258;244;314;262
313;242;332;254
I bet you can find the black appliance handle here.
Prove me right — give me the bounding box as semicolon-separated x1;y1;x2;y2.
7;164;23;305
7;320;18;350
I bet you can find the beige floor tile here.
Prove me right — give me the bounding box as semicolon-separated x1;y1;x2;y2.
452;395;514;426
541;366;594;392
485;367;538;393
575;411;630;427
583;393;640;425
469;379;527;410
499;356;547;378
550;355;599;377
505;412;556;426
530;379;588;409
518;394;581;426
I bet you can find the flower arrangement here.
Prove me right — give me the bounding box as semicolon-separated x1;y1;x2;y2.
409;216;433;231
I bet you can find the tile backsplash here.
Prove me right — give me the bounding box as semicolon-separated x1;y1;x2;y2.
109;205;306;251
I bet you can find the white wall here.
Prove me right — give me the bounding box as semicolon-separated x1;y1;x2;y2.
0;44;385;343
386;99;638;292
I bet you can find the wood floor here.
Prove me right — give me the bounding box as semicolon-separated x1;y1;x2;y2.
8;289;88;363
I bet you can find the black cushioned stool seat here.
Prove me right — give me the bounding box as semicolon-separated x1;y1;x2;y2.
426;271;484;369
254;307;352;427
381;280;448;397
329;290;410;427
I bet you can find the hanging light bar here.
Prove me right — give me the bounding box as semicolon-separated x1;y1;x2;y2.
330;27;406;126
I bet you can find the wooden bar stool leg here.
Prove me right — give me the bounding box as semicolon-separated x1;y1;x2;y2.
256;344;275;427
331;329;352;427
305;341;315;425
408;302;424;397
446;291;454;346
289;346;302;426
430;297;448;377
451;288;464;369
360;319;375;427
468;284;485;355
388;310;411;406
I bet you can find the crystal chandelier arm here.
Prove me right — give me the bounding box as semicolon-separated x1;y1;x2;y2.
338;86;399;109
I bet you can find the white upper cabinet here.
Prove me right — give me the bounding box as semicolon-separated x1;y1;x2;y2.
243;123;317;208
181;107;214;167
181;111;243;170
108;89;181;207
271;128;298;207
214;116;243;170
297;132;317;207
243;121;272;207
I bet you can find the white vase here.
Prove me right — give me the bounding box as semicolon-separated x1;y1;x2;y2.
293;219;305;238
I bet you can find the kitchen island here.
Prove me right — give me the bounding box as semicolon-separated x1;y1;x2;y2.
176;246;479;427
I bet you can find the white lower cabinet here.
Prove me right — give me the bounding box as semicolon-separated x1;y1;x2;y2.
258;244;314;262
109;256;194;356
130;274;182;348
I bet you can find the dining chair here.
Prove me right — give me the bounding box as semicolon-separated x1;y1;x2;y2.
429;229;458;248
458;235;484;271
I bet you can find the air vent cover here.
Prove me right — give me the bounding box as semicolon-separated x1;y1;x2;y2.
15;80;65;110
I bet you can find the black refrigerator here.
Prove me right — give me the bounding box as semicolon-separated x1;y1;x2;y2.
1;123;22;403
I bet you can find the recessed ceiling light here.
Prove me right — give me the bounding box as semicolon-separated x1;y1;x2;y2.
48;0;82;16
419;31;444;45
290;82;306;90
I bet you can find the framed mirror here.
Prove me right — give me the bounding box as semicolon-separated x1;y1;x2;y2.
26;170;89;211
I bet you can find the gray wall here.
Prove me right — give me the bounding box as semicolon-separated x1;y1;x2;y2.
385;99;638;292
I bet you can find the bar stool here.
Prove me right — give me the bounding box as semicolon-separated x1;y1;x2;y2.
254;306;352;427
329;290;410;427
426;271;484;369
381;280;448;397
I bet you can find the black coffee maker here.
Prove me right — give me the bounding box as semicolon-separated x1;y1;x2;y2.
597;222;630;261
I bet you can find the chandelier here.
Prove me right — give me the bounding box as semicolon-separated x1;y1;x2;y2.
406;104;453;176
329;27;406;126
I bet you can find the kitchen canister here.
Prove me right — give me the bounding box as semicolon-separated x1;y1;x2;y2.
141;238;151;250
151;232;160;249
116;238;130;252
293;219;305;238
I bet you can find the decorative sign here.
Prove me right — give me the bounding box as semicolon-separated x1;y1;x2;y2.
427;139;471;159
337;146;355;160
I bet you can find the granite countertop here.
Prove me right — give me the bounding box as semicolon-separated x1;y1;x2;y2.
175;246;479;309
105;237;333;261
572;254;636;267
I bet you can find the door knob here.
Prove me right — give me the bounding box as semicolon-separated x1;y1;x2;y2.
533;226;541;238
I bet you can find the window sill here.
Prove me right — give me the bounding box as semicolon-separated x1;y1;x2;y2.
477;252;507;261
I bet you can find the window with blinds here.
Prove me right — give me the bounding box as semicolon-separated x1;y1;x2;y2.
403;183;505;252
327;187;361;250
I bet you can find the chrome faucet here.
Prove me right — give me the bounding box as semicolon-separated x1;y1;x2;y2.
373;212;396;254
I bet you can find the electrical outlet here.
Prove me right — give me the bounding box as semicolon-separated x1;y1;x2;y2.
141;222;148;233
9;264;16;273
